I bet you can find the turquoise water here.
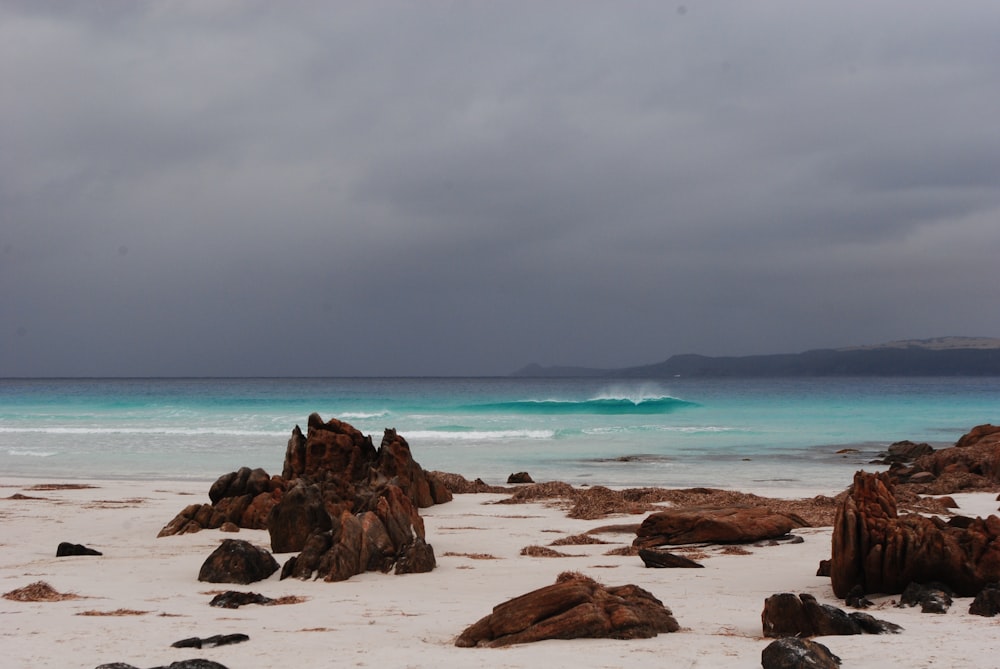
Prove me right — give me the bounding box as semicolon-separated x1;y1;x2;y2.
1;377;998;490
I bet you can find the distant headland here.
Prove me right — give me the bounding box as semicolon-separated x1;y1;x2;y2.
512;337;1000;378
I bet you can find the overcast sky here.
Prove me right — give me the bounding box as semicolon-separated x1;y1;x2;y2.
3;1;1000;377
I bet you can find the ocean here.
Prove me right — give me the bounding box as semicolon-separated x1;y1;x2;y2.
1;377;998;492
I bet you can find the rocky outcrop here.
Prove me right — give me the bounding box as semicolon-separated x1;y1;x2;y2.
278;483;434;581
891;424;1000;493
197;539;279;584
762;593;902;638
455;571;679;647
159;414;450;582
634;506;807;548
831;471;1000;597
158;467;285;536
638;548;703;568
761;637;841;669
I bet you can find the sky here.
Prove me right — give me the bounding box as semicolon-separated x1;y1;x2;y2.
3;1;1000;377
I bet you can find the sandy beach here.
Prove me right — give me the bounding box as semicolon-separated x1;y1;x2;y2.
2;477;999;669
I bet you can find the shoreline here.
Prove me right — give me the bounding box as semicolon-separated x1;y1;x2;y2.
2;476;999;668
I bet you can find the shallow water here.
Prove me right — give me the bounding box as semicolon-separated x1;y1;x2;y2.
1;376;998;490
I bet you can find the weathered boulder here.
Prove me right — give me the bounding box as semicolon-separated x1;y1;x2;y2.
158;472;283;537
208;591;274;608
638;548;704;568
762;592;902;638
455;571;679;647
507;472;534;484
761;637;841;669
969;583;1000;617
171;634;249;649
634;506;807;548
831;471;1000;597
197;539;279;584
56;542;102;557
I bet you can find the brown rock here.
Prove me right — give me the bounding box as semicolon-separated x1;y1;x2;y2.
634;506;806;548
831;471;1000;597
762;592;901;638
455;571;679;647
762;637;841;669
507;472;534;484
267;480;332;553
198;539;279;584
638;548;703;568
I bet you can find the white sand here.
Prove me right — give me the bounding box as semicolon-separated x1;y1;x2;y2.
2;477;999;669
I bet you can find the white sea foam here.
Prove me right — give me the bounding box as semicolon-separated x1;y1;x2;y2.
403;429;556;441
7;449;58;457
0;427;288;437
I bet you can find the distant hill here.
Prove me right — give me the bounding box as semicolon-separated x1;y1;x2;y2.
512;337;1000;378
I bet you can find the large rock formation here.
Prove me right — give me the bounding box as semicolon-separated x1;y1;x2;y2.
160;414;451;582
830;470;1000;597
455;571;679;647
197;539;279;584
891;424;1000;493
633;506;807;548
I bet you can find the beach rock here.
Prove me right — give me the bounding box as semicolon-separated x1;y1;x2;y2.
267;480;331;553
761;637;841;669
638;548;704;568
844;585;872;609
455;571;679;647
876;440;935;465
761;593;902;638
898;582;953;613
374;428;453;507
171;634;249;649
279;483;433;581
830;471;1000;598
97;662;230;669
56;542;102;557
197;539;279;584
507;472;534;484
208;591;273;608
633;506;807;547
969;583;1000;616
892;424;1000;493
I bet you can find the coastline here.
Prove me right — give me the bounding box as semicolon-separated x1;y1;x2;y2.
3;476;1000;668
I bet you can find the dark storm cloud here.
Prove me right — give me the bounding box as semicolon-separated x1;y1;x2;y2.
3;1;1000;376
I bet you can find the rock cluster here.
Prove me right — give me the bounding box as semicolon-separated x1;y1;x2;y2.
891;424;1000;492
455;571;679;647
830;470;1000;597
762;592;902;638
761;637;841;669
160;414;452;582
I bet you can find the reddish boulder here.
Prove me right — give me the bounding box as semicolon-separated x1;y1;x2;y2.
455;571;679;647
762;592;901;638
831;471;1000;597
634;506;807;548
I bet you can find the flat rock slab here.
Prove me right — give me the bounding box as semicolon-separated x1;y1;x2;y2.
634;506;806;547
638;548;704;568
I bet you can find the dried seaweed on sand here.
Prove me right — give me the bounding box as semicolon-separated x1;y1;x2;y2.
520;545;580;557
3;581;81;602
549;533;610;546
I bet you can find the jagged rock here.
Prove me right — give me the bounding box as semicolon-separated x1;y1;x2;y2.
634;506;807;547
267;480;331;553
208;591;273;608
197;539;279;584
507;472;534;484
279;484;433;581
638;548;704;568
876;440;935;465
56;542;102;557
831;471;1000;597
171;634;249;649
158;473;283;537
969;583;1000;616
898;582;953;613
455;571;679;647
375;428;453;507
761;637;841;669
762;593;902;638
